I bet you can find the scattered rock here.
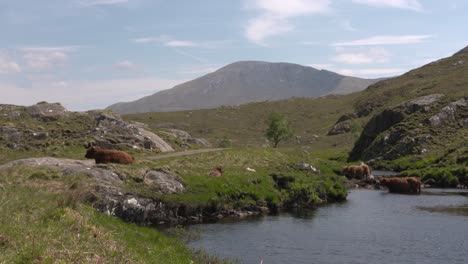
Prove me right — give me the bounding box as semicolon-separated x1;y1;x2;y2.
296;162;320;174
26;102;68;121
32;132;48;140
164;128;211;147
144;169;185;194
398;94;444;114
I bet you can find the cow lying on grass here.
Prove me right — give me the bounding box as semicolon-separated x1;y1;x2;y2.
380;177;421;194
85;145;135;164
209;166;224;177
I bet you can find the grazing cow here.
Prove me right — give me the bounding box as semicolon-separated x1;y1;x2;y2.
343;164;372;180
380;177;421;194
85;145;135;164
209;166;224;177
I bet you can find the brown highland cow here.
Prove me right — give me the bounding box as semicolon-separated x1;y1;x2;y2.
85;145;135;164
380;177;421;194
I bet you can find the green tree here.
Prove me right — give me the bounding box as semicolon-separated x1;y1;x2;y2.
265;112;294;148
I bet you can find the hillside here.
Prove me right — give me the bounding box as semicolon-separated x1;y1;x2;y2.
107;61;380;114
124;46;468;186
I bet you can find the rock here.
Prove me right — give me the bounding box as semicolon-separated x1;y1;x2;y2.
32;132;48;140
90;112;174;152
143;169;185;194
398;94;444;114
1;126;22;142
164;129;191;140
349;94;444;161
328;121;351;136
428;98;467;127
186;138;211;146
336;113;358;123
26;102;68;121
295;162;320;174
164;128;211;147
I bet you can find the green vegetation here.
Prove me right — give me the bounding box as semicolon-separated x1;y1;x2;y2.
121;148;347;210
0;166;234;263
265;112;294;148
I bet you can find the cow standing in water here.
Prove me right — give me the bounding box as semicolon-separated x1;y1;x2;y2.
380;177;422;194
85;144;135;164
343;163;372;180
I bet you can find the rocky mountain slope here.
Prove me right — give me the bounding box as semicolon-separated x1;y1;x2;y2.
107;61;380;114
0;102;174;163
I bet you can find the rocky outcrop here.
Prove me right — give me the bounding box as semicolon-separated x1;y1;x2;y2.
90;112;174;152
163;129;211;147
428;98;467;127
349;94;445;161
26;102;68;121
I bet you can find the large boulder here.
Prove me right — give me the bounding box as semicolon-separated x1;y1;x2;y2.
328;121;351;136
26;102;68;121
428;98;467;127
163;128;211;147
143;169;185;194
90;112;174;152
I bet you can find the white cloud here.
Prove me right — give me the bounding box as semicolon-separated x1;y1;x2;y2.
0;53;21;74
132;35;197;47
115;60;138;70
0;77;185;111
337;68;405;76
165;40;196;47
332;48;391;64
78;0;129;7
333;35;433;46
19;46;79;71
351;0;422;11
245;0;331;45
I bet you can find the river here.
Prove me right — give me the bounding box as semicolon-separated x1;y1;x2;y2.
188;189;468;264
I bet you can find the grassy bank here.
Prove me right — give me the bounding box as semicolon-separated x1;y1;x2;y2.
0;167;233;263
122;148;348;210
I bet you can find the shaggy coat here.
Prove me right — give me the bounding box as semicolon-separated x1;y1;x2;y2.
209;166;224;177
380;177;421;194
85;147;135;164
343;164;371;180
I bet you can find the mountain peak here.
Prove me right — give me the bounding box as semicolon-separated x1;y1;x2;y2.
107;61;380;114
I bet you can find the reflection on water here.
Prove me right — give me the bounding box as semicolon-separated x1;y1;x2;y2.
189;189;468;264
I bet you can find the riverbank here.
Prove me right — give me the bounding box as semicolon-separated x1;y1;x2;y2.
188;189;468;264
0;147;349;263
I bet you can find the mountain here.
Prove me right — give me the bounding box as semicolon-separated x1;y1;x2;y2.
107;61;381;114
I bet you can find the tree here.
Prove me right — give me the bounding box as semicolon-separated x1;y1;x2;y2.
265;112;294;148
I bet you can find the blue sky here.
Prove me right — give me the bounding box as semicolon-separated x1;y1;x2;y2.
0;0;467;110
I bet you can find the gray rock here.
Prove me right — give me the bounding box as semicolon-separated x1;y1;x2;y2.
428;98;467;127
1;126;22;142
90;112;174;152
186;138;211;147
32;132;48;140
328;121;351;136
296;162;320;174
144;169;185;194
164;128;211;147
398;94;444;114
26;102;68;121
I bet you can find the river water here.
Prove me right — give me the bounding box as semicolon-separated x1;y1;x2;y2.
188;189;468;264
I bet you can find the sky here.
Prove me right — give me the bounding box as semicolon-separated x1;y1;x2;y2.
0;0;467;111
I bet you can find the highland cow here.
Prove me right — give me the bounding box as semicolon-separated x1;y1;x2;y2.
343;164;372;180
85;145;135;164
380;177;421;194
209;166;224;177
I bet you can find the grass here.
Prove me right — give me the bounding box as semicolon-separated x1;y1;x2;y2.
119;147;348;210
0;166;234;263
